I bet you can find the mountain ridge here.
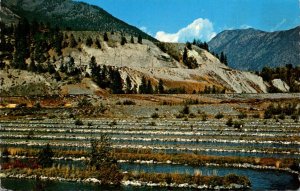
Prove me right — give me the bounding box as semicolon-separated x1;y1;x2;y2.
208;26;300;71
1;0;157;41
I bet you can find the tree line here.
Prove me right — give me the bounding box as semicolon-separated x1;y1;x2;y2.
259;64;300;92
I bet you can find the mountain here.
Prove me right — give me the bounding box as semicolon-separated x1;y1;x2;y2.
1;0;156;41
208;26;300;71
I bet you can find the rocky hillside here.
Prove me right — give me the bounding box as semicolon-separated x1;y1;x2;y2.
0;29;268;95
208;26;300;71
1;0;156;41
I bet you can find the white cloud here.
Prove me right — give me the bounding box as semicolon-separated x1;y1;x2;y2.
155;18;216;43
139;26;152;36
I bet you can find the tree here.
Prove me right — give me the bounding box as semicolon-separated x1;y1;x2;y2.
146;80;153;94
186;42;192;50
125;76;132;94
95;38;101;49
110;69;124;94
121;36;127;45
183;47;188;64
69;34;78;48
28;58;37;72
88;135;123;185
138;34;142;44
53;30;63;56
139;76;147;94
130;35;134;43
103;32;109;41
86;37;93;47
37;144;54;168
47;62;56;74
158;79;164;94
13;18;30;69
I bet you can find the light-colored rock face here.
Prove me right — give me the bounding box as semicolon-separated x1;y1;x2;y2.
75;39;268;93
271;79;290;92
1;36;268;95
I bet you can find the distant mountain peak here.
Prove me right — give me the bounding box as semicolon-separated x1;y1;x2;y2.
208;26;300;71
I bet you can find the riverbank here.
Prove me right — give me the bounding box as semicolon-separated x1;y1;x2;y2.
0;169;251;190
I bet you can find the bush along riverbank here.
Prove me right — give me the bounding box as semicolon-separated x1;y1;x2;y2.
0;168;251;190
4;147;299;173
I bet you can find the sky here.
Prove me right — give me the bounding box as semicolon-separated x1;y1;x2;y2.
77;0;300;42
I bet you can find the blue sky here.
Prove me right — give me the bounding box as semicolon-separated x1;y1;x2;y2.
77;0;300;42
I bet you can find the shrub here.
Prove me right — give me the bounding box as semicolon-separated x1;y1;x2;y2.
176;113;185;118
122;100;136;105
278;113;285;120
75;119;84;126
188;113;196;118
215;112;224;119
181;105;190;115
238;112;247;119
201;113;208;121
148;121;157;126
151;112;159;119
109;120;117;126
226;118;233;127
78;97;92;107
233;121;244;129
253;113;260;118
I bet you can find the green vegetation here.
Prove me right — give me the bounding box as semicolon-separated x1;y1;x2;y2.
215;112;224;119
259;64;300;92
264;103;299;119
151;112;160;119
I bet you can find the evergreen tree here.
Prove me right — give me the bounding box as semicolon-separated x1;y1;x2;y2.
138;34;142;44
146;80;153;94
126;76;132;94
86;37;93;47
183;47;188;64
220;52;225;63
111;69;124;94
223;54;228;66
121;36;127;45
103;32;109;41
37;144;54;168
186;42;192;50
95;38;101;49
28;57;37;72
69;34;78;48
158;79;164;94
130;35;134;43
13;18;30;69
54;30;63;56
139;76;147;94
47;62;56;74
0;61;5;70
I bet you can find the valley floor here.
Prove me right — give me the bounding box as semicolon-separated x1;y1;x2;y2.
0;93;299;190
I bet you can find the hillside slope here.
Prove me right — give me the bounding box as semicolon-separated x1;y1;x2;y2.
1;0;156;41
208;26;300;71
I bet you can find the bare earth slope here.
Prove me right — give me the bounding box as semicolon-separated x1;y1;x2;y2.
75;37;267;93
